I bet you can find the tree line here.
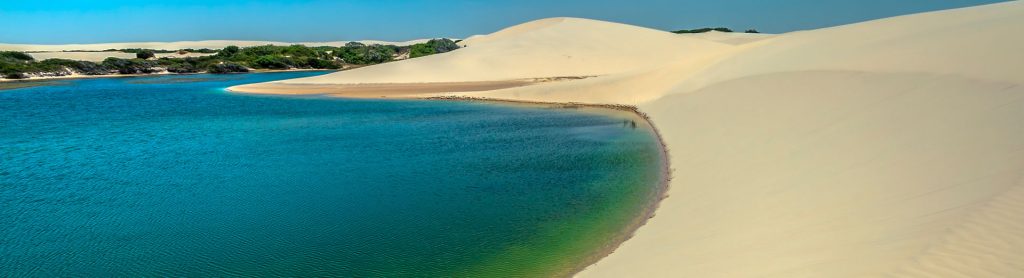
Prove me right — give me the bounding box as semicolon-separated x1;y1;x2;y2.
0;39;459;79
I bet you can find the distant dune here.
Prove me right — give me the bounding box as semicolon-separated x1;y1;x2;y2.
0;39;435;52
235;2;1024;277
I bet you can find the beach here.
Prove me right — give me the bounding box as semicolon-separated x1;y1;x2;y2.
229;1;1024;277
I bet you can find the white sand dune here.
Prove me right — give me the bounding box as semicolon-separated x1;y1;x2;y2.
0;39;435;52
264;17;728;84
231;1;1024;277
682;31;774;45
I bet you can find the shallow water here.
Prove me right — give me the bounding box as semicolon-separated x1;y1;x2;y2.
0;72;662;277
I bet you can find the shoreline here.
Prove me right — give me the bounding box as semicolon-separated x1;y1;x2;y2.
224;76;594;98
422;96;672;277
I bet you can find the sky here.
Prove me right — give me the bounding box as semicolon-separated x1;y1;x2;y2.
0;0;1009;44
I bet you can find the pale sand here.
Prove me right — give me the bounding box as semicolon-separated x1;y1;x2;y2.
231;2;1024;277
0;39;437;52
228;80;536;98
681;30;775;45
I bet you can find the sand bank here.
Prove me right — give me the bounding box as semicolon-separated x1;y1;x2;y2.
231;2;1024;277
227;77;591;98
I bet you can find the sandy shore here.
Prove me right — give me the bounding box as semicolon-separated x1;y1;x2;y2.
228;80;534;98
231;2;1024;277
226;77;591;98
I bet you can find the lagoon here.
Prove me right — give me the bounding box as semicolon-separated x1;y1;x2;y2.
0;72;662;277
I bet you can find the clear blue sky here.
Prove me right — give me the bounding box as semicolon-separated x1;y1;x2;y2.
0;0;1008;44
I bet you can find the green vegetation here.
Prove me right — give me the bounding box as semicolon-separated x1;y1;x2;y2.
671;27;762;34
207;62;249;74
1;51;38;79
1;51;34;61
0;39;461;80
671;27;734;34
334;43;398;64
135;50;156;59
409;38;460;58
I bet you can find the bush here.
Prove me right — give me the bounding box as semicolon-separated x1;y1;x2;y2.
251;55;291;69
409;43;434;58
671;27;733;34
207;62;248;74
409;39;460;58
3;72;27;78
0;51;34;61
241;45;282;57
166;63;199;73
136;50;156;59
429;39;459;53
102;57;157;74
220;45;240;57
303;57;340;69
744;29;760;33
282;44;316;57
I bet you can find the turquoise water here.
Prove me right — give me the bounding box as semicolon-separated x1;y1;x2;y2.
0;72;663;277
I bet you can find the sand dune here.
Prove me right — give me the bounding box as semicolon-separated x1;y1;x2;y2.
230;1;1024;277
682;31;774;45
0;39;435;52
249;17;728;85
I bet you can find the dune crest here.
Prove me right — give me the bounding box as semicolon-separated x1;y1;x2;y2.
232;1;1024;277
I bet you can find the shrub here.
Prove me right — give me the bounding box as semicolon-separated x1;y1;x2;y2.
429;38;459;53
207;62;248;74
220;45;240;57
409;43;434;58
303;57;340;69
166;63;199;73
745;29;760;33
409;39;460;58
671;27;734;34
102;57;156;74
282;44;316;57
0;51;34;61
136;50;156;59
240;45;282;57
251;55;291;69
3;72;28;79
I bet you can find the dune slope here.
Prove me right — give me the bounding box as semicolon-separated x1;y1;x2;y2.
252;17;728;85
232;1;1024;277
574;2;1024;277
